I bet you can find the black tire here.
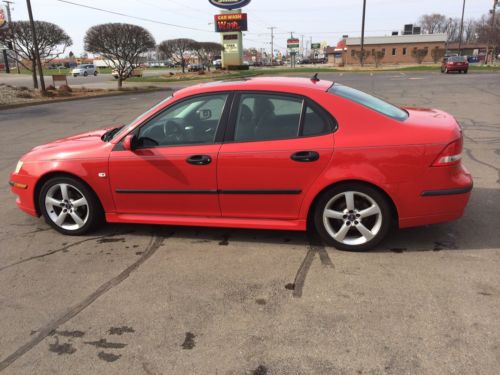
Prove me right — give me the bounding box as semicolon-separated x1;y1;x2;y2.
94;71;98;76
313;183;392;251
38;176;103;235
73;74;77;77
83;71;88;77
464;70;468;74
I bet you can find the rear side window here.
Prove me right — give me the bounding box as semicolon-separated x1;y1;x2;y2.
233;93;334;142
329;84;408;121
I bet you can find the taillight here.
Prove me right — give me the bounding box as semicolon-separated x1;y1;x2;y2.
432;138;463;167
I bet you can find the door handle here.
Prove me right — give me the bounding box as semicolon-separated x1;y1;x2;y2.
186;155;212;165
291;151;320;162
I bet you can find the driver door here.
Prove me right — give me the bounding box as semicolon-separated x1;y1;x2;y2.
109;93;230;217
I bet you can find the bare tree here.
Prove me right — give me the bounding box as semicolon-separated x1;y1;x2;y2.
352;49;370;66
84;23;155;88
431;47;445;63
411;47;428;64
445;18;461;42
463;19;478;44
372;50;385;67
418;14;448;34
0;21;71;89
475;14;500;62
196;42;224;71
158;39;197;73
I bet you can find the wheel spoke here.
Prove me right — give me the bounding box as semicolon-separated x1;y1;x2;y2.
359;205;380;218
334;223;350;242
356;223;375;241
325;209;344;220
46;197;62;207
72;197;87;208
60;184;69;200
70;212;85;227
345;192;355;211
55;212;67;226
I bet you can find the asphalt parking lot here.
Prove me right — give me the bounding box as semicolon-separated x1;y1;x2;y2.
0;72;499;374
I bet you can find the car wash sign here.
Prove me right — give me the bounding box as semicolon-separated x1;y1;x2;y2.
209;0;251;10
215;13;248;32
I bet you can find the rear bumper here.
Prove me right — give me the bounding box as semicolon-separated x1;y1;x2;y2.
398;164;473;228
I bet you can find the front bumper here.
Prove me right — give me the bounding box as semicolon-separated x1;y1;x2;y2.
9;173;39;217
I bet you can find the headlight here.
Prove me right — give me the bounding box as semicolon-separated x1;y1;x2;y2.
14;160;23;174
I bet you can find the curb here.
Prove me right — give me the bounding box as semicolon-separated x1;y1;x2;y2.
0;87;171;111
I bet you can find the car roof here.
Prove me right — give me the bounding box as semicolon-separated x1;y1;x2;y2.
174;77;334;98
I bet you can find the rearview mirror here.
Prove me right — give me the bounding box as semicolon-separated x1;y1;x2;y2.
123;134;136;151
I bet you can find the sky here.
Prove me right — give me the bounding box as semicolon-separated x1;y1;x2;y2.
6;0;495;56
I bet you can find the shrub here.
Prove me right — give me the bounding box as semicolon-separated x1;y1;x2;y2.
16;91;33;99
46;85;56;91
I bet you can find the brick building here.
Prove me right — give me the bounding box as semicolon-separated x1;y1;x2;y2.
344;34;447;66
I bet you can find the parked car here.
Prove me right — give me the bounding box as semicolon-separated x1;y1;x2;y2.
71;64;98;77
441;56;469;74
188;64;206;72
9;77;472;251
111;68;143;79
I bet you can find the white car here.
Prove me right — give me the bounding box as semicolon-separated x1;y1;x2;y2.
71;64;97;77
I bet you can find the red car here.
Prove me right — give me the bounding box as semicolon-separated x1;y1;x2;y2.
9;77;473;251
441;56;469;74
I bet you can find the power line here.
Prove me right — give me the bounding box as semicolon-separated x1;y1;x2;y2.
55;0;213;33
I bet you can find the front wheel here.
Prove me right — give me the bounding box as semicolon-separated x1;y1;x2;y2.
83;71;88;77
94;71;98;76
39;176;103;235
313;184;392;251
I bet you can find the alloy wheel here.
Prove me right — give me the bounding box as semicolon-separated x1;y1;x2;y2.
45;183;89;231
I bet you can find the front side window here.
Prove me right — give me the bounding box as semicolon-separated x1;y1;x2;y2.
136;94;228;148
329;84;408;121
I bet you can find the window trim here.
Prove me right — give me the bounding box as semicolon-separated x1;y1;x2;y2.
114;91;234;151
223;90;337;144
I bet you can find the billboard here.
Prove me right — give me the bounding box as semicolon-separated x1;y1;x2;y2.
214;13;248;32
0;6;8;29
209;0;251;10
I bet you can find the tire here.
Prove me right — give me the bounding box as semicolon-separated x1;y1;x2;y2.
83;71;88;77
94;71;98;76
73;74;77;77
38;176;103;235
313;183;392;251
464;70;468;74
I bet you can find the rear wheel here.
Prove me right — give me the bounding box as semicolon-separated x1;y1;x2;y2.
313;183;392;251
39;176;103;235
464;69;468;74
93;71;98;76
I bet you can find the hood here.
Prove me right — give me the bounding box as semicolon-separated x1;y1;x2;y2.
23;127;117;162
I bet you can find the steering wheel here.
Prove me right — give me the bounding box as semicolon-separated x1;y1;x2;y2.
163;119;184;144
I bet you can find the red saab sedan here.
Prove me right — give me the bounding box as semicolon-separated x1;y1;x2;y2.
9;77;472;251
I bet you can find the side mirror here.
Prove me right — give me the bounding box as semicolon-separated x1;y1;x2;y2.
123;134;136;151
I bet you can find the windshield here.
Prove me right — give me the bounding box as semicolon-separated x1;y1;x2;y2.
76;65;86;68
328;84;408;121
104;96;173;142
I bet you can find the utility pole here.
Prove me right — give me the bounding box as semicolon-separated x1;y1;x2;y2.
487;0;498;64
3;0;20;73
26;0;45;92
458;0;466;56
360;0;367;67
268;27;275;64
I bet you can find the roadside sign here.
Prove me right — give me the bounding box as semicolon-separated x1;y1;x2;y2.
214;13;248;32
311;43;321;49
209;0;251;10
287;38;300;53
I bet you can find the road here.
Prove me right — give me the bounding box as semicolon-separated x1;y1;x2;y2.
0;69;176;90
0;72;499;374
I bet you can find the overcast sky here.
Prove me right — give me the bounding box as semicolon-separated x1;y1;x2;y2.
8;0;494;55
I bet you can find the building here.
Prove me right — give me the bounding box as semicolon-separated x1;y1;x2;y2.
344;33;447;66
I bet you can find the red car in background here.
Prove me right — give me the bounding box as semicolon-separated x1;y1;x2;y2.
9;77;473;251
441;56;469;74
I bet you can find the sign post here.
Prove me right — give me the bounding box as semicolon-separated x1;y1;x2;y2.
209;0;251;69
287;38;300;68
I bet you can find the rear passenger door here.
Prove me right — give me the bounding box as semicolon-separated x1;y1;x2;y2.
217;92;335;220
